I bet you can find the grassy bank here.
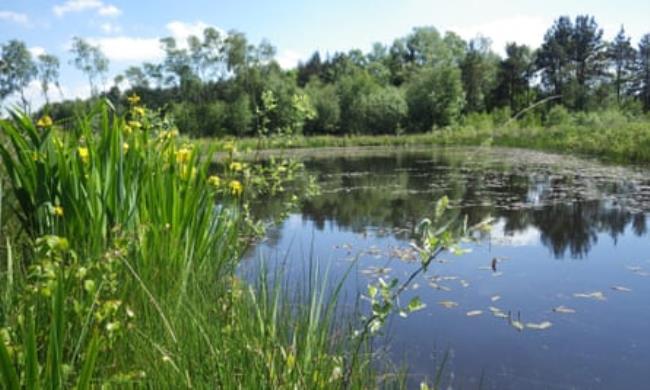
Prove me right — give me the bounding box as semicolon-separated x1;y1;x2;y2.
201;110;650;164
0;100;389;388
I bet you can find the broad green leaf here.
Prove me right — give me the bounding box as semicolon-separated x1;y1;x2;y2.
407;297;426;313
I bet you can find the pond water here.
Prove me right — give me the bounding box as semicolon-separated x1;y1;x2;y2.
242;146;650;389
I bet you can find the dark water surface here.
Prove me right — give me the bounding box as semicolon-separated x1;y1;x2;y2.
242;146;650;389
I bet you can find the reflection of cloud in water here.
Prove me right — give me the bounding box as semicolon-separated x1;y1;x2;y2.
488;218;540;247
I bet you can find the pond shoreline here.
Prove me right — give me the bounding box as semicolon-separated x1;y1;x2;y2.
201;123;650;167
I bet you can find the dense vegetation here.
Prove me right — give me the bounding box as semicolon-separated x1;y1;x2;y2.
212;108;650;164
1;15;649;140
0;99;393;388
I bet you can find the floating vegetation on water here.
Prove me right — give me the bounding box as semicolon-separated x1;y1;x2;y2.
466;310;483;317
526;321;553;330
360;266;392;278
429;282;452;292
573;291;606;301
511;320;525;332
438;300;459;309
553;305;576;314
611;286;632;292
388;246;418;262
489;306;509;318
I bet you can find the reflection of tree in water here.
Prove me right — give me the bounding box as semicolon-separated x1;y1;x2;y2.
288;151;649;259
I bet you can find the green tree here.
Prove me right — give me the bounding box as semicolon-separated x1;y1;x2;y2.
143;62;164;89
635;34;650;111
460;36;499;113
572;15;606;109
492;43;534;112
607;26;637;105
0;40;37;110
360;86;407;134
297;52;323;87
159;36;194;87
536;16;574;101
70;37;109;96
124;66;149;89
304;79;340;134
36;53;61;105
406;64;464;130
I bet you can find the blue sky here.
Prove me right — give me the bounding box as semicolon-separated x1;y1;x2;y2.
1;0;649;107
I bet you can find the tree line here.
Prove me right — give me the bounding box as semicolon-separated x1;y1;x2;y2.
1;14;650;136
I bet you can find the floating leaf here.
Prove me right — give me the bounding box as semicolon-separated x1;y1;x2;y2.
526;321;553;330
611;286;631;292
407;297;426;313
466;310;483;317
553;305;576;314
438;300;458;309
573;291;606;301
511;320;525;331
428;282;451;292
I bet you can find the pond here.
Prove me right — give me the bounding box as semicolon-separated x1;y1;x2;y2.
242;146;650;389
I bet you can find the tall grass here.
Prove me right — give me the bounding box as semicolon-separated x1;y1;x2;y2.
201;110;650;164
0;99;382;388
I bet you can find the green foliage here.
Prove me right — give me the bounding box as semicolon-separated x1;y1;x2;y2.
545;105;571;127
69;37;109;97
0;40;37;110
406;64;465;130
0;100;384;388
359;86;407;134
304;80;341;134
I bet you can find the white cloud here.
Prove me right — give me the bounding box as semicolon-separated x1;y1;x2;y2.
86;21;224;63
276;49;304;69
0;10;29;25
89;36;163;62
100;22;122;34
97;4;120;17
29;46;46;57
451;15;550;54
53;0;121;18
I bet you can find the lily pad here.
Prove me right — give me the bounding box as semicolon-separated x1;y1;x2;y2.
573;291;606;301
526;321;553;330
438;300;459;309
511;320;525;331
553;305;576;314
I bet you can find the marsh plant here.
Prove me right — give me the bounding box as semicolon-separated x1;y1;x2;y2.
0;98;377;388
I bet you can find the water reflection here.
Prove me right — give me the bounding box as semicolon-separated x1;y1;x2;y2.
284;148;650;258
245;147;650;389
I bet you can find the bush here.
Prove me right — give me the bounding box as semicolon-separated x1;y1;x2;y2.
360;86;407;134
545;105;571;127
406;64;465;131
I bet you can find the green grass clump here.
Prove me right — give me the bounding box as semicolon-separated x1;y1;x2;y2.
202;110;650;164
0;99;381;388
